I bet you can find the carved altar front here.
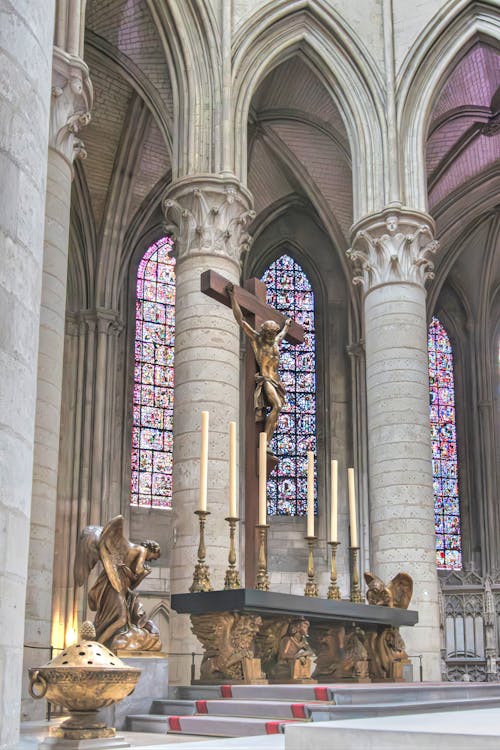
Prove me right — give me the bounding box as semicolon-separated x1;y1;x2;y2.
171;589;417;684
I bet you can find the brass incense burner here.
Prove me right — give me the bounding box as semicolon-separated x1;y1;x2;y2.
29;622;141;740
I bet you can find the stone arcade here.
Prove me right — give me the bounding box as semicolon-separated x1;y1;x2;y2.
1;1;500;749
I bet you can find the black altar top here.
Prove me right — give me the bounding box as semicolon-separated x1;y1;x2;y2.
171;589;418;627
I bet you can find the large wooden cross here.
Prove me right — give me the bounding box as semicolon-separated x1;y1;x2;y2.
200;270;305;584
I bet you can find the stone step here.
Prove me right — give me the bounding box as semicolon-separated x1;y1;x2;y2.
150;699;197;716
153;699;311;719
212;681;500;705
127;713;296;737
307;695;500;720
328;682;500;705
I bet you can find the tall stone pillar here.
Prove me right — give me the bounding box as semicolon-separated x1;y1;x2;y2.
164;176;254;683
0;2;56;746
22;48;91;719
348;208;441;679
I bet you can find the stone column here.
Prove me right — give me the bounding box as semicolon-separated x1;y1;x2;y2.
22;48;91;719
0;2;56;746
163;176;254;683
348;208;441;679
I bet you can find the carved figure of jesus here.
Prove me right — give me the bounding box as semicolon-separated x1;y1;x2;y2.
227;282;291;447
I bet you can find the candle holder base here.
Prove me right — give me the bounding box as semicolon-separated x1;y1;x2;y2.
190;510;213;593
304;536;319;598
327;541;341;600
190;563;213;593
255;524;270;592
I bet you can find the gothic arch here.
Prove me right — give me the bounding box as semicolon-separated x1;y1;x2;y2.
398;0;500;209
147;0;221;176
232;1;386;219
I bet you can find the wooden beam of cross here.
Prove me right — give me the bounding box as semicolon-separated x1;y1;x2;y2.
200;269;305;585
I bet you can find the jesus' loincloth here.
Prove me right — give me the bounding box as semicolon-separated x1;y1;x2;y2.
254;374;286;421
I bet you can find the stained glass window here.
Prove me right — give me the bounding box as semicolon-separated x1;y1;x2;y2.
131;236;175;508
261;254;317;515
428;316;461;569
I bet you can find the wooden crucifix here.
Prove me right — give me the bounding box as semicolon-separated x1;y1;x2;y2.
200;270;305;584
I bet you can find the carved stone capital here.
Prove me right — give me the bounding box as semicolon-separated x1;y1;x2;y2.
50;47;93;167
163;175;255;264
347;208;439;292
80;309;123;336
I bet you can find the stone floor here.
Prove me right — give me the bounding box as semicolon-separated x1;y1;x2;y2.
18;721;284;750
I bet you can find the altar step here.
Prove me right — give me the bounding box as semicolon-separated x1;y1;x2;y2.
128;713;302;737
127;682;500;739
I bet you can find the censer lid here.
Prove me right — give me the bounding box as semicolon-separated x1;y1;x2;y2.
42;622;132;670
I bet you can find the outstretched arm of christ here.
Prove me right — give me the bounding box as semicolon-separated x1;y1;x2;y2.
276;318;292;344
226;283;258;340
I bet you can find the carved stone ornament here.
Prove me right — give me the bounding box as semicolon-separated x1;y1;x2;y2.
163;176;255;263
256;617;316;683
364;571;413;609
190;612;266;683
51;47;93;165
347;209;439;291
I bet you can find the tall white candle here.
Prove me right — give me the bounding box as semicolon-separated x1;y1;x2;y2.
330;459;338;542
199;411;209;512
348;467;358;547
258;432;267;525
307;451;315;537
229;421;237;517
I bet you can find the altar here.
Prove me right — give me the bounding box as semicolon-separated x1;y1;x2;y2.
172;589;418;685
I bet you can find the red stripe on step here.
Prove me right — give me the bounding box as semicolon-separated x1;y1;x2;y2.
291;703;307;718
266;722;283;734
196;700;208;714
168;717;181;731
314;687;329;701
221;685;233;698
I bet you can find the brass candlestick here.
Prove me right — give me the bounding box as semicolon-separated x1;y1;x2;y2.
190;510;213;593
327;541;341;600
304;536;319;597
349;545;363;603
255;524;270;591
224;516;241;589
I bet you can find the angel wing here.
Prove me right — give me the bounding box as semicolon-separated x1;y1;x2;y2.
388;573;413;609
74;525;102;587
98;515;131;594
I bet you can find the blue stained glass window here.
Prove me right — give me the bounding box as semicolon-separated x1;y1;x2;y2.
131;236;175;508
428;316;462;569
261;255;317;515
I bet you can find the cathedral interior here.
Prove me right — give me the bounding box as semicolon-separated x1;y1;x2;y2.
1;0;500;747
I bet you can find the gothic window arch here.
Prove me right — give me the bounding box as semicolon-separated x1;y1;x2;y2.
428;316;462;569
130;236;175;508
260;253;317;515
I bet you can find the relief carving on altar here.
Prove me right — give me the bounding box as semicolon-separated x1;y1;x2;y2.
256;617;316;683
190;612;266;683
74;515;162;653
363;571;413;680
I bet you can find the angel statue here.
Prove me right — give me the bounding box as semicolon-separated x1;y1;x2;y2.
364;571;413;609
74;515;162;652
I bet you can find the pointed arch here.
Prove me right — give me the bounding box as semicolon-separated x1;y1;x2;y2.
398;1;500;209
232;1;386;218
147;0;221;175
